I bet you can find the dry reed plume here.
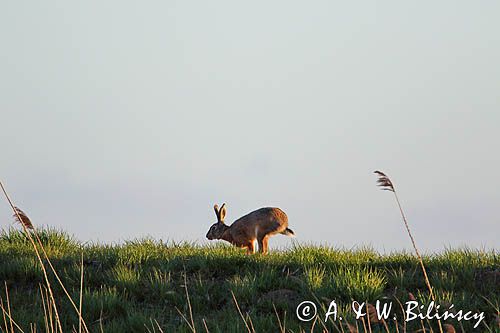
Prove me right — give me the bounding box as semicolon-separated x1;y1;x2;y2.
374;171;444;333
12;207;33;229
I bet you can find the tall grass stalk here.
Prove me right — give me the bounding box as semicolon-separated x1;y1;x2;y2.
272;304;286;333
0;297;8;333
1;283;25;333
0;180;90;332
183;272;196;333
79;253;84;333
231;290;254;333
202;318;209;333
374;171;444;333
35;232;90;333
0;181;64;333
39;285;50;333
174;271;197;332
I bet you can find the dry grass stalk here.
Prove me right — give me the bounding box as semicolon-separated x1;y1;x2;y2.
99;309;104;333
183;273;196;333
202;318;209;333
36;240;89;332
4;282;14;333
1;283;25;333
393;295;407;333
247;313;256;333
310;292;343;332
145;318;165;333
339;318;346;333
230;290;254;333
0;181;63;333
0;297;8;333
374;171;443;333
345;322;357;333
175;274;196;332
174;271;197;332
175;307;195;333
309;315;317;333
47;288;55;333
366;302;372;333
154;319;165;333
366;302;390;333
79;253;85;333
272;304;286;333
394;318;400;333
39;285;50;333
316;316;329;332
15;209;90;332
360;317;368;333
1;181;92;332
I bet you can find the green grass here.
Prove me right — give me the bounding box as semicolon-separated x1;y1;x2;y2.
0;229;498;332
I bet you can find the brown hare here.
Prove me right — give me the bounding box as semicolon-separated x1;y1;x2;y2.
206;203;295;254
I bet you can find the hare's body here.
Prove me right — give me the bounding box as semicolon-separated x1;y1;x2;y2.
206;204;294;254
221;208;291;253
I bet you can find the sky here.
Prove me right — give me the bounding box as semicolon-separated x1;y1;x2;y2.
1;1;499;252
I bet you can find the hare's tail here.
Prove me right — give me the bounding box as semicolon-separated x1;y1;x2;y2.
281;228;295;237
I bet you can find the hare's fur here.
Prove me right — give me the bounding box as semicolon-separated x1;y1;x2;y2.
206;203;295;254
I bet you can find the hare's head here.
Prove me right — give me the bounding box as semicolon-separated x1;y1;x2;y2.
206;203;228;240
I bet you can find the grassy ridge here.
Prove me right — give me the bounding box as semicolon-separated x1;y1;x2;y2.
0;229;498;332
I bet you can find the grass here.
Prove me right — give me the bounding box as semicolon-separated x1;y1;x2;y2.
0;229;498;332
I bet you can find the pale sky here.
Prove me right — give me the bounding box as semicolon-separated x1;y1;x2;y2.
1;1;499;251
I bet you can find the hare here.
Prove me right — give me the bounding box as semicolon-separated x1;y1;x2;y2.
206;203;295;254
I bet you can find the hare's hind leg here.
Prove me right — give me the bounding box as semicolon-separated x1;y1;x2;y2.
257;235;270;255
246;240;256;255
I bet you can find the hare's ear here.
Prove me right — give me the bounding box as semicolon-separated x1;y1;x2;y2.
219;203;227;223
213;204;220;221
